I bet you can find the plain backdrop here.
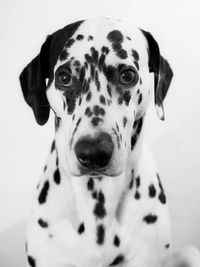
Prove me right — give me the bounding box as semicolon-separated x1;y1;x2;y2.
0;0;200;266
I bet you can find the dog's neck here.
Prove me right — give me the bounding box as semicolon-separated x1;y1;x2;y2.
53;116;145;228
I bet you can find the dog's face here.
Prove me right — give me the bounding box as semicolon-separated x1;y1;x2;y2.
20;18;173;177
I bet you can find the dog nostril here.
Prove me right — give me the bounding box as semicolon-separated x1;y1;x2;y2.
75;132;114;169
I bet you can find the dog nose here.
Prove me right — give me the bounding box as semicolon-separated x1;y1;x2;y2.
75;132;114;169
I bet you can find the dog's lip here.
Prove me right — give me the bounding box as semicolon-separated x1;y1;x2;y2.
77;167;123;177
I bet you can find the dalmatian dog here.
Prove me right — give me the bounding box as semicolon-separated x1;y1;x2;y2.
20;18;199;267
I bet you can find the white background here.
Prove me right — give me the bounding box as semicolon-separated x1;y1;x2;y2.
0;0;200;266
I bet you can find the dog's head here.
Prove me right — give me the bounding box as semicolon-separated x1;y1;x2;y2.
20;18;173;177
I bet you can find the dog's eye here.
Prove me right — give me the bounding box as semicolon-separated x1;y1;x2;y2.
120;68;138;86
58;71;72;87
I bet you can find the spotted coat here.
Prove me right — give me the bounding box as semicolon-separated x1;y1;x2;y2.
20;18;175;267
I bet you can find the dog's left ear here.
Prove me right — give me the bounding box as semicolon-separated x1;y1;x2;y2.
19;35;52;125
141;30;173;120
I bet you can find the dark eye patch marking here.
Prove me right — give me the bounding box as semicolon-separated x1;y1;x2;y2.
27;255;36;267
38;180;49;204
157;174;166;204
109;254;124;266
107;30;128;59
76;34;84;40
113;235;120;247
143;214;158;224
96;224;105;245
38;218;48;228
149;184;156;197
78;222;85;234
54;168;61;184
131;117;143;150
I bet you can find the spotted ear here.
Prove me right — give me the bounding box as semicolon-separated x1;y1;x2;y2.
141;30;173;120
19;35;52;125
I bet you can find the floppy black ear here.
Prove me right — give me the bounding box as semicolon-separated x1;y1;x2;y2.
19;35;52;125
141;30;173;120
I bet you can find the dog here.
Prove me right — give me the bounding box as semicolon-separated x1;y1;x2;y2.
20;18;198;267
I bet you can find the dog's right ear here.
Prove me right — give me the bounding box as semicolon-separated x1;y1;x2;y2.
19;35;52;125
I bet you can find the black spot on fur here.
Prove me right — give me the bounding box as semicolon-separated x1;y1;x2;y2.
85;107;93;117
149;184;156;197
91;117;103;126
140;78;142;84
138;93;142;105
78;97;82;106
103;65;117;83
54;168;61;184
113;235;120;247
95;70;101;91
123;117;127;127
93;190;106;219
66;38;75;48
43;165;47;172
107;30;124;43
96;224;105;245
127;36;131;40
92;191;98;199
109;255;124;266
78;223;85;234
86;91;92;101
131;117;143;149
135;191;140;199
88;35;94;41
38;218;48;228
55;116;61;130
136;175;140;188
100;95;106;105
101;46;110;54
132;49;139;61
98;53;106;71
134;60;139;70
91;47;99;65
51;140;55;153
157;174;166;204
107;30;127;59
87;177;94;191
76;34;84;40
59;50;69;61
165;243;170;249
27;255;36;267
107;84;112;97
38;180;49;204
143;214;158;224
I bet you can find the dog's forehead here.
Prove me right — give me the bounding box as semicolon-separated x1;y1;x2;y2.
54;18;148;68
